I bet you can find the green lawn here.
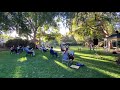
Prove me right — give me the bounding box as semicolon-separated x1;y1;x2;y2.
0;46;120;78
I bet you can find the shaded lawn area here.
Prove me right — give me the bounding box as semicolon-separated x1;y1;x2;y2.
0;46;120;78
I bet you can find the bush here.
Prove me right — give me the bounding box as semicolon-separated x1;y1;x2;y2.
29;42;36;48
5;39;36;49
5;39;14;48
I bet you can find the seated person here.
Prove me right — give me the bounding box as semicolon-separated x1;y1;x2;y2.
43;46;48;51
10;45;15;54
17;45;21;54
50;47;58;57
10;45;17;54
62;48;74;61
62;48;69;61
24;46;35;56
60;44;66;52
68;51;74;60
40;46;48;52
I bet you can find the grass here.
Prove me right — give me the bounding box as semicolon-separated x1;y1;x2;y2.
0;46;120;78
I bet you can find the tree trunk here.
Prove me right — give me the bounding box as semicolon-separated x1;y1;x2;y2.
33;30;37;44
26;34;29;40
100;22;109;38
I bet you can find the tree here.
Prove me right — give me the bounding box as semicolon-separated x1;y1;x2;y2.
0;12;60;43
61;12;118;43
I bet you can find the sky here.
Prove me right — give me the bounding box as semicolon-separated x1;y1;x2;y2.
58;22;69;35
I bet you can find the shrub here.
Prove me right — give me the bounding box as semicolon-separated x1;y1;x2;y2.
29;42;36;48
5;39;35;48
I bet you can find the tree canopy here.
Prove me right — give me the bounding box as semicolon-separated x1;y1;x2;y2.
0;12;120;44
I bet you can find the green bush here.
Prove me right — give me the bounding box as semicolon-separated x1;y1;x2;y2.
5;39;36;48
29;42;36;48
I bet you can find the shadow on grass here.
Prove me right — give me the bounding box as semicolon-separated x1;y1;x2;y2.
0;49;119;78
77;53;116;63
74;53;120;78
78;49;118;57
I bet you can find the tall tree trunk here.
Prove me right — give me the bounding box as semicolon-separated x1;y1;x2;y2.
33;30;37;44
100;21;109;38
26;35;29;40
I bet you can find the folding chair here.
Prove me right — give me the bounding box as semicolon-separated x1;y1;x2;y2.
24;49;33;56
62;59;73;66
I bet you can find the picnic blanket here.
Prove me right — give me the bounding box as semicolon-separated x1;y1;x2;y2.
70;65;80;69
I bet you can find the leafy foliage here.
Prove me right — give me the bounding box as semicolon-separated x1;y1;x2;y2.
5;38;35;48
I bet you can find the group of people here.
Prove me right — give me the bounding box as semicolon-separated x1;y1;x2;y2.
10;45;35;56
37;43;74;61
10;45;24;54
49;43;74;62
10;43;75;63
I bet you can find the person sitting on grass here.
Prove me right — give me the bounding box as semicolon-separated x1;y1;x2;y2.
50;46;59;57
24;46;35;56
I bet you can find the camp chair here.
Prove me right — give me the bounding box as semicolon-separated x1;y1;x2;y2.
50;50;58;58
62;51;74;66
50;52;54;58
24;49;33;56
62;59;73;66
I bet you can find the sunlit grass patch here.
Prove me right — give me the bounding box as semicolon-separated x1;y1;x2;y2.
13;66;22;78
0;46;120;78
88;66;120;78
54;60;73;72
54;48;61;52
42;55;48;60
18;57;27;62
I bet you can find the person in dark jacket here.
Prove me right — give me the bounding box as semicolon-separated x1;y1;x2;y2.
50;47;59;57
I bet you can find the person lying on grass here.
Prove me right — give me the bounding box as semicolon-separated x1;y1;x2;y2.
50;46;59;57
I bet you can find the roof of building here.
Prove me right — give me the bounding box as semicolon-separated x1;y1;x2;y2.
107;33;120;39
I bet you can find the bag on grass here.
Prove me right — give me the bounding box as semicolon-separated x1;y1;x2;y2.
76;63;84;66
